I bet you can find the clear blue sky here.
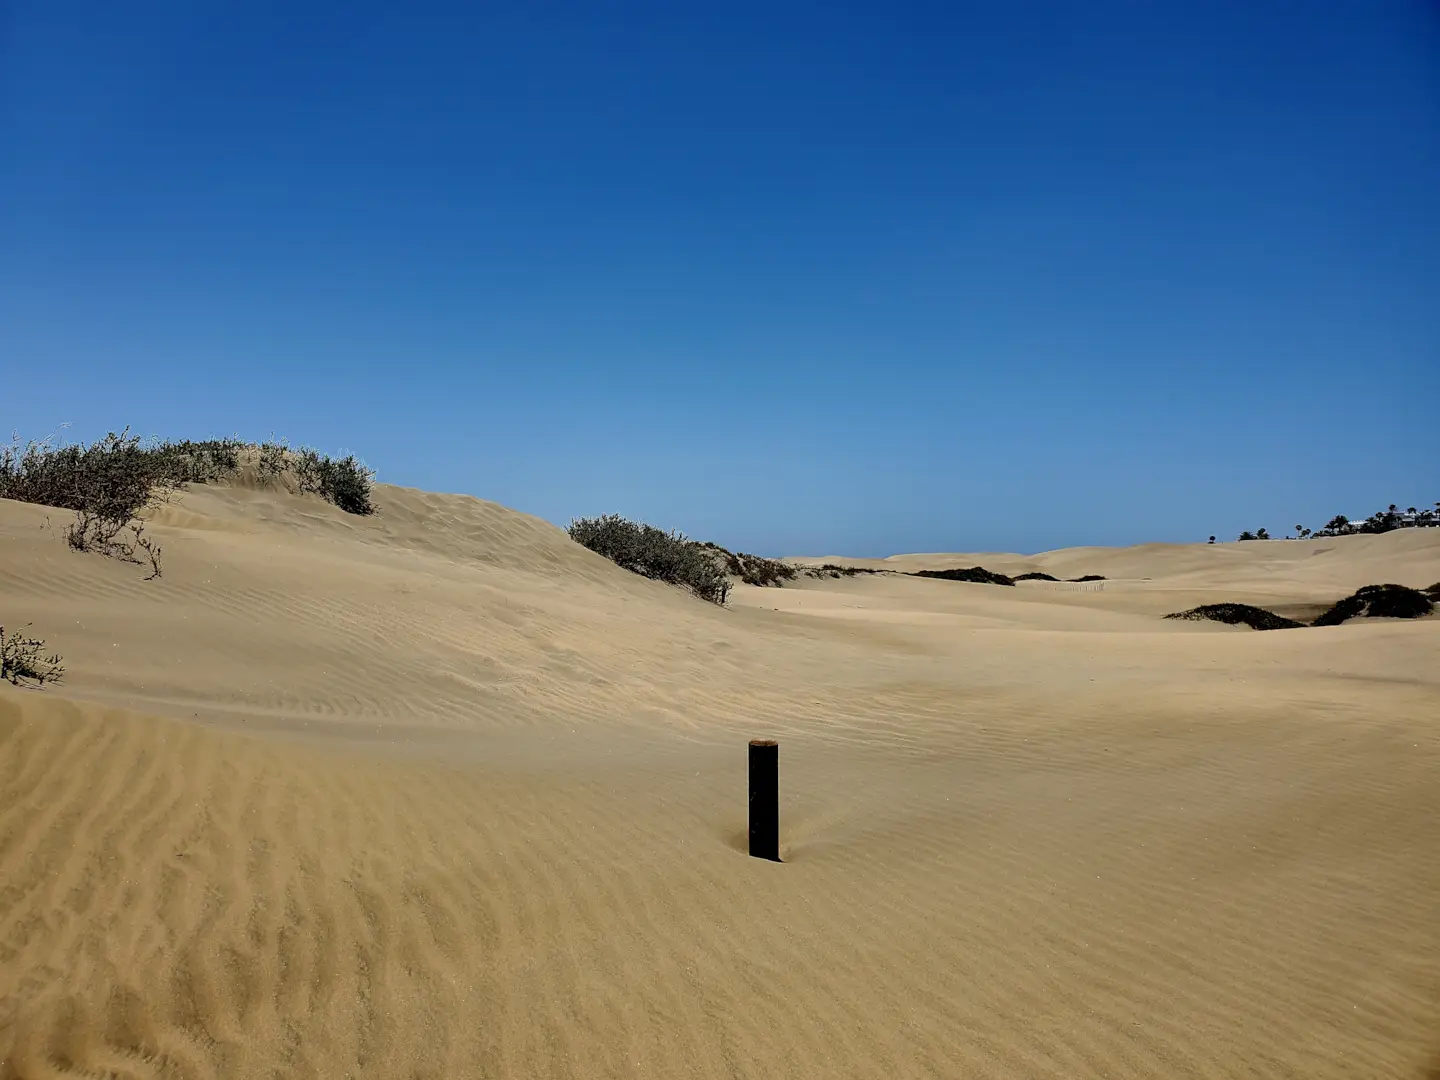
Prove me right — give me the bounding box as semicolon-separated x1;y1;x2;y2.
3;2;1436;556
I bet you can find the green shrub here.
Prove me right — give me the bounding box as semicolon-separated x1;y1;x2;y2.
1014;572;1059;582
569;515;732;605
1164;604;1303;631
1;624;65;686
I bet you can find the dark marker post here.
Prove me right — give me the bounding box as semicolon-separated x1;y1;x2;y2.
748;739;780;861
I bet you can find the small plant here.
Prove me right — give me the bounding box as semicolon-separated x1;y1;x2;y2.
130;521;163;579
1014;572;1059;581
1;624;65;686
63;511;164;578
65;509;129;556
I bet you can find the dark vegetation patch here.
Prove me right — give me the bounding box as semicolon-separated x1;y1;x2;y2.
1;624;64;686
568;515;731;606
1068;574;1107;582
1311;584;1433;626
1425;582;1440;600
1164;604;1304;631
910;567;1016;586
1014;572;1058;582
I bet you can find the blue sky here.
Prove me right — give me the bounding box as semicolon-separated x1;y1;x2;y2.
3;2;1436;556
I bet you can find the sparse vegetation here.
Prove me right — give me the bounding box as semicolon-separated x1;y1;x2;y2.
1;428;376;578
804;563;880;579
911;567;1016;586
66;513;165;579
568;515;732;605
1311;585;1433;626
1068;574;1106;582
0;624;65;686
1164;604;1304;631
1;429;375;519
698;544;798;587
1014;572;1059;582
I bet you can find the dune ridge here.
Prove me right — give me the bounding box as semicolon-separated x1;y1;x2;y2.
3;484;1439;1078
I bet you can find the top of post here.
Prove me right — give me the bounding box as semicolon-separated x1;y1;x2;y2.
749;739;778;748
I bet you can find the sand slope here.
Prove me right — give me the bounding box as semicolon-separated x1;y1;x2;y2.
2;486;1438;1078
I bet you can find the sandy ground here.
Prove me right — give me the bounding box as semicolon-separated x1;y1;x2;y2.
2;483;1438;1079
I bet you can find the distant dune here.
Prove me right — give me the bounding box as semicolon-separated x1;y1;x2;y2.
3;484;1438;1079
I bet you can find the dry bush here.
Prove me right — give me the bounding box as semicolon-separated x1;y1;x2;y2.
1;624;65;686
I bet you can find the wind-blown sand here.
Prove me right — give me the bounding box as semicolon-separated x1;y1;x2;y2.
2;484;1437;1079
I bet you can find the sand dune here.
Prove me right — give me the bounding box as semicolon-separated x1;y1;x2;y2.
2;485;1438;1078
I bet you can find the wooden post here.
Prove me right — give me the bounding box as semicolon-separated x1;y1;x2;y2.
749;739;779;861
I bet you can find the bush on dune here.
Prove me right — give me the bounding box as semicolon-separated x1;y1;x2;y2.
911;567;1016;586
697;544;798;588
568;515;732;606
2;428;376;578
804;563;881;579
1311;585;1433;626
1;430;376;519
1014;572;1059;582
1164;604;1304;631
